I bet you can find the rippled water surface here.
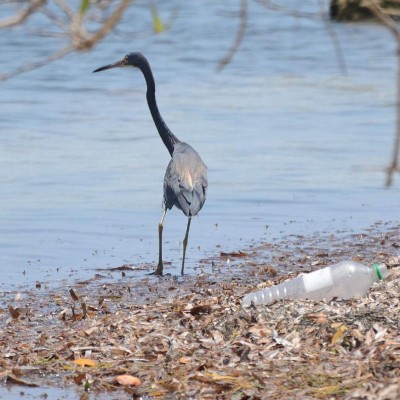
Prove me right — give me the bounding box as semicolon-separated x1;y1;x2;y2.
1;0;399;289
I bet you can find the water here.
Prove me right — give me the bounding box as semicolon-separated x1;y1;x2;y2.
1;0;399;290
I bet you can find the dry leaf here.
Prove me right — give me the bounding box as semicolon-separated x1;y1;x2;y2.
306;313;328;324
39;333;47;346
331;325;348;345
190;305;211;316
73;358;97;367
220;251;249;258
179;356;191;364
8;306;21;319
69;289;79;302
115;375;141;387
6;374;39;387
73;372;86;384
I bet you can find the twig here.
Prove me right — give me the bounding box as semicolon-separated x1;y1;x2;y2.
318;0;347;75
0;0;133;80
217;0;248;71
365;0;400;186
386;40;400;187
0;46;74;81
54;0;74;19
365;0;400;36
259;0;347;75
77;0;133;50
0;0;46;28
40;6;69;31
255;0;320;20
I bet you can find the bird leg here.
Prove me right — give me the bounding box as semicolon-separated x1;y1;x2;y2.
181;217;192;275
152;208;167;275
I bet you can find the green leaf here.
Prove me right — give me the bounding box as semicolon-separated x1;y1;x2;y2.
150;5;165;33
80;0;90;15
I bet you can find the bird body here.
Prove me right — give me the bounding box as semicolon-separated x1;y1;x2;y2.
93;52;207;275
164;142;207;218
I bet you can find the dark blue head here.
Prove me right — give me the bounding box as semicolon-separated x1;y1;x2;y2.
93;52;149;73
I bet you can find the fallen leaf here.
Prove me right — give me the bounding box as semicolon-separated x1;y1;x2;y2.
73;372;86;384
306;313;328;324
69;289;79;302
73;358;97;367
6;374;39;387
179;356;191;364
220;251;249;258
190;305;212;316
115;374;141;387
331;325;348;345
8;306;21;319
263;265;277;276
39;333;47;346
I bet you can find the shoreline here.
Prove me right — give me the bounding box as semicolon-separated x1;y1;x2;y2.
0;222;399;399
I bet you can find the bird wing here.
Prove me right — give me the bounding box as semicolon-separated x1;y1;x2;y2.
163;144;207;217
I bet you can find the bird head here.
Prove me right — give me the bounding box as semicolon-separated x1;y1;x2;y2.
93;52;147;73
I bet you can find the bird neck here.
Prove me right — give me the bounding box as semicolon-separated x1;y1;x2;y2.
138;59;179;156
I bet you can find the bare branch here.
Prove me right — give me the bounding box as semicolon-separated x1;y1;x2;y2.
255;0;320;20
364;1;400;186
76;0;133;50
0;0;46;28
364;0;400;37
318;0;347;75
41;5;70;31
0;46;74;81
217;0;248;71
256;0;347;75
0;0;133;80
54;0;74;19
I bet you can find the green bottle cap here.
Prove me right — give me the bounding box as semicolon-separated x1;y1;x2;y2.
373;263;383;281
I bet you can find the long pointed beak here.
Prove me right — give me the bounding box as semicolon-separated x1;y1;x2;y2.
93;59;126;73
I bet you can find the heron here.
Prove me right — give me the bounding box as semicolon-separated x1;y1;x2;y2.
93;52;208;275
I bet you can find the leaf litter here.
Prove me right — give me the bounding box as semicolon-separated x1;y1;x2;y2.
0;222;400;399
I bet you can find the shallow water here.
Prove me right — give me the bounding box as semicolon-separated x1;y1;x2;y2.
1;0;399;289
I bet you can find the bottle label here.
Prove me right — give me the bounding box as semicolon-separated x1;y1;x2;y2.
303;267;333;292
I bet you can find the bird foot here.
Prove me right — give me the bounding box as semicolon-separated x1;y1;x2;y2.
149;264;163;276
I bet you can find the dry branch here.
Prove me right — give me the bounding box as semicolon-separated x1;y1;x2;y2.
0;0;133;81
365;0;400;186
256;0;347;74
217;0;248;71
256;0;320;19
75;0;132;50
0;46;74;81
319;0;347;75
0;0;46;29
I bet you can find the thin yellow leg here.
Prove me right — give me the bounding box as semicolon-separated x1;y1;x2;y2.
152;209;167;275
181;217;192;275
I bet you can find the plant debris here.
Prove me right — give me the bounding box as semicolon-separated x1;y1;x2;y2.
0;223;400;399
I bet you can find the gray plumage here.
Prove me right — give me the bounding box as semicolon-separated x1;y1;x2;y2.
164;142;208;218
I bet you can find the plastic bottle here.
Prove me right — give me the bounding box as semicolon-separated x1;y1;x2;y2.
242;261;388;308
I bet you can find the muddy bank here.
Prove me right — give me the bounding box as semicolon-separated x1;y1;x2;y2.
0;222;400;399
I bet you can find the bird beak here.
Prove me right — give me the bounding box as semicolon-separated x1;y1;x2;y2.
92;58;127;73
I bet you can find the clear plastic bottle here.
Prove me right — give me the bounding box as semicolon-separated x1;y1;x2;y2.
242;261;388;308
